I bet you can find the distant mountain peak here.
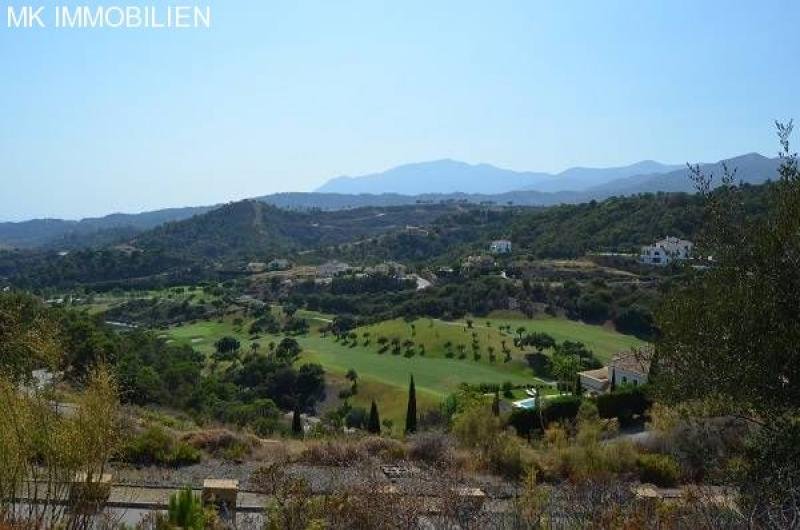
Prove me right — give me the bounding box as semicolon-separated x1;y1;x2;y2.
315;159;681;195
315;159;537;195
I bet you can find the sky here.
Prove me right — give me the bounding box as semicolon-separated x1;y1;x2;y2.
1;0;799;221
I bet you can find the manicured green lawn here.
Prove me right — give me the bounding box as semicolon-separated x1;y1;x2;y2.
355;312;645;364
166;317;255;355
162;309;647;425
299;335;535;399
471;312;646;363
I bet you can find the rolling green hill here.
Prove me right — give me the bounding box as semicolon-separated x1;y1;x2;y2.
163;309;645;425
133;200;471;262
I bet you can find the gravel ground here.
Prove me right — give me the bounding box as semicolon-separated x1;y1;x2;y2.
114;460;264;489
113;459;518;498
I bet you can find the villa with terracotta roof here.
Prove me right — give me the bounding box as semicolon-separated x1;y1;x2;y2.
578;367;610;395
610;349;652;388
578;347;653;395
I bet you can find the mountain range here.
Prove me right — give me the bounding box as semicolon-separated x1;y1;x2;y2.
0;152;782;249
315;159;684;195
263;153;780;209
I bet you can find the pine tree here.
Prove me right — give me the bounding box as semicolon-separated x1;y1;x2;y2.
405;375;417;434
292;405;303;436
368;400;381;434
168;487;204;530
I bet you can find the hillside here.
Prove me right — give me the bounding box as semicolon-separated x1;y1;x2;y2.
328;183;773;265
133;200;470;262
0;205;215;249
2;182;774;290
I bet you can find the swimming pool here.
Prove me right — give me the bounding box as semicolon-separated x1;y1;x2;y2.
512;397;537;410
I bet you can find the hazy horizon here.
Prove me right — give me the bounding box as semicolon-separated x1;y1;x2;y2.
1;151;776;222
2;1;798;221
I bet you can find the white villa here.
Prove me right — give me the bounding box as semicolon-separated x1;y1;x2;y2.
368;261;407;277
489;239;512;254
578;367;611;395
640;236;693;266
246;262;267;273
578;348;652;395
609;349;651;388
316;260;351;278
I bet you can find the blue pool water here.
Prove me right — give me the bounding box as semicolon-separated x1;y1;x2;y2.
512;397;537;409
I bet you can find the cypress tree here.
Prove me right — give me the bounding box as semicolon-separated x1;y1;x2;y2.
492;390;500;416
368;400;381;434
292;405;303;436
405;375;417;434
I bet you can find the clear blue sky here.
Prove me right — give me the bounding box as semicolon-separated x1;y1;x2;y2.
1;0;798;221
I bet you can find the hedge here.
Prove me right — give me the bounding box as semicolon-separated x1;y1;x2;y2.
509;395;582;436
596;385;650;425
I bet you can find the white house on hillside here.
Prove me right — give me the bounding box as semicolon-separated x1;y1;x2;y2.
609;349;651;388
316;260;351;278
640;236;693;265
489;239;512;254
579;348;653;394
578;368;610;395
246;262;267;273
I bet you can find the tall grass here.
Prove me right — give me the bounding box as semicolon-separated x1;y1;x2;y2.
0;368;121;529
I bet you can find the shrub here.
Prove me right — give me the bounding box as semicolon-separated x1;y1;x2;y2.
451;403;535;478
509;409;540;437
418;408;448;431
408;433;454;466
359;436;406;461
542;395;582;425
525;352;552;377
251;416;282;437
509;395;583;437
452;405;502;452
486;432;534;479
345;407;368;429
299;440;365;466
637;453;680;487
596;386;650;425
124;426;202;467
537;422;638;482
182;429;258;460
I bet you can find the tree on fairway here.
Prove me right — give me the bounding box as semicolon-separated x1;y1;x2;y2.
346;368;359;394
405;375;417;434
526;332;556;353
283;303;298;319
213;336;240;362
215;336;240;355
368;400;381;434
275;337;301;363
